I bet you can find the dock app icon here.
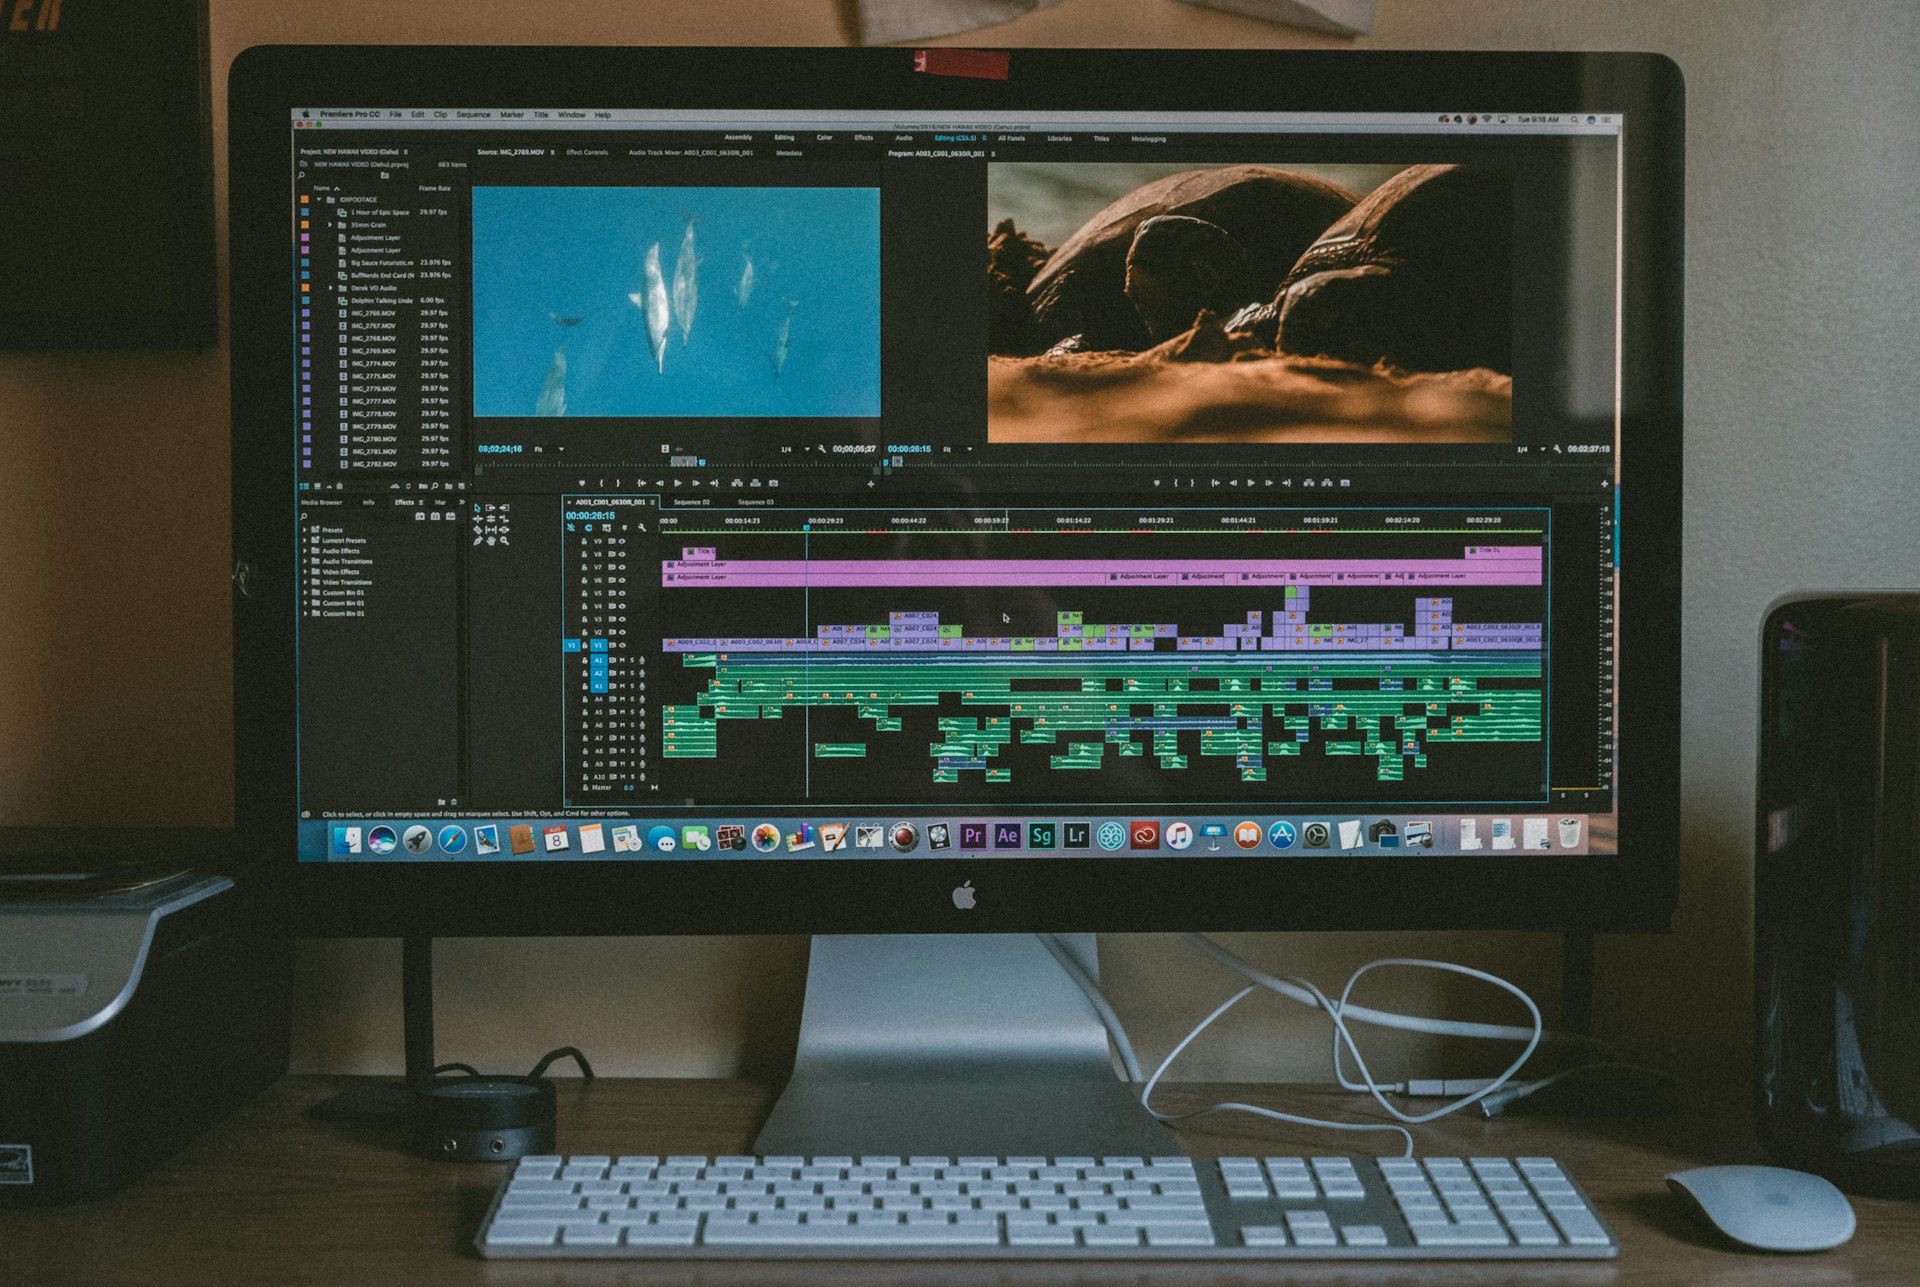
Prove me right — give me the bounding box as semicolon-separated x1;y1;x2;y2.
508;824;537;855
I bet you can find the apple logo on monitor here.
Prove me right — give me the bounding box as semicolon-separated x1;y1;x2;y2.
951;880;976;910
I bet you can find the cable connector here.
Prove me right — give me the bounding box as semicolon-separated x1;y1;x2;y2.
1403;1077;1501;1098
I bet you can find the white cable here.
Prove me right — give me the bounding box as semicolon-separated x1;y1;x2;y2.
1186;933;1618;1097
1321;958;1543;1124
1038;932;1552;1152
1176;944;1544;1124
1038;934;1143;1083
1139;984;1416;1157
1184;933;1541;1042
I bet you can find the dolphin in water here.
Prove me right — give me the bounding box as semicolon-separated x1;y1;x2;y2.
547;312;585;327
629;241;670;373
672;216;699;345
773;299;797;376
736;243;755;308
536;346;566;416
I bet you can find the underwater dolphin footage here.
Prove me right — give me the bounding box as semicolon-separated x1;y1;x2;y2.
471;185;881;418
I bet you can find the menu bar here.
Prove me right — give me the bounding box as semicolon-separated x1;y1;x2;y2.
293;107;1622;136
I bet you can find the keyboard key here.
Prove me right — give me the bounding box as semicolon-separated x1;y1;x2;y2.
507;1180;577;1197
1341;1224;1389;1246
1082;1226;1143;1247
1146;1225;1217;1246
1513;1225;1566;1246
1411;1225;1511;1247
1007;1226;1078;1246
623;1224;698;1246
1552;1212;1612;1246
1241;1224;1289;1247
501;1194;586;1211
485;1220;561;1246
562;1222;620;1247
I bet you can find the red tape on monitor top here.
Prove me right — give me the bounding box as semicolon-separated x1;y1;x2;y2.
914;49;1010;81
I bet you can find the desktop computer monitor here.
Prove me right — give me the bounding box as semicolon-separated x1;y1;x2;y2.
228;47;1682;1153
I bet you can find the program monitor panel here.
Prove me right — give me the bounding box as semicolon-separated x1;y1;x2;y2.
283;102;1622;867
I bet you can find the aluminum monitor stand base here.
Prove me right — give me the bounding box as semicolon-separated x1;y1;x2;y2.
753;933;1178;1159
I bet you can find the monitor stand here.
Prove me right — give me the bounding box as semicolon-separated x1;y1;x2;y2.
753;933;1179;1158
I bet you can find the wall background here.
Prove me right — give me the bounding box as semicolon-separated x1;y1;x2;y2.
2;0;1916;1087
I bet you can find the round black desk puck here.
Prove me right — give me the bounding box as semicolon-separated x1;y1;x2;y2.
419;1077;556;1161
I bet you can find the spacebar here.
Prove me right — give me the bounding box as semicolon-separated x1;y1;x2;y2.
702;1225;1005;1246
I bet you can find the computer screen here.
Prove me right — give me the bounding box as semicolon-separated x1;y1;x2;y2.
230;48;1681;937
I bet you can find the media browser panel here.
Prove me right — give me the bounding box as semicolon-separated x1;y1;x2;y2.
284;104;1623;864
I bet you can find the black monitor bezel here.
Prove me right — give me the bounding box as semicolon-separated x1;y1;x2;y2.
229;46;1682;937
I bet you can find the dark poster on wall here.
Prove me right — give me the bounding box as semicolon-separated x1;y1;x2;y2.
0;0;215;347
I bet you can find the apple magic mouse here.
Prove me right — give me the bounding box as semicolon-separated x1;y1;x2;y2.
1666;1164;1855;1252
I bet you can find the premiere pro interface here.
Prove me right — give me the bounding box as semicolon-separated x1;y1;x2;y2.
287;104;1624;864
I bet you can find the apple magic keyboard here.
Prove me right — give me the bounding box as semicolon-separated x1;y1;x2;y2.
477;1152;1616;1260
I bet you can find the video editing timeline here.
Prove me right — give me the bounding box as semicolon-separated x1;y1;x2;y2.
660;545;1544;795
546;503;1583;813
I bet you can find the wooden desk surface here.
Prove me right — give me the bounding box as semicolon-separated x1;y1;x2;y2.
10;1075;1916;1285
